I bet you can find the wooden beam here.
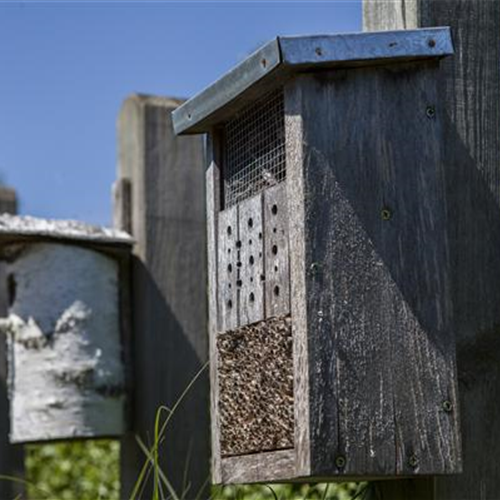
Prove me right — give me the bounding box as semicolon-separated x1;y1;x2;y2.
364;0;500;498
0;186;24;499
116;95;209;499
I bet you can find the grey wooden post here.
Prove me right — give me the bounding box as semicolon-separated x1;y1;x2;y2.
116;95;209;499
0;187;24;499
364;1;500;499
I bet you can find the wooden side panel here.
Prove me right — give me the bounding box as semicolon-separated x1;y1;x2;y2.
117;96;210;498
289;63;461;477
264;184;290;318
238;194;265;326
218;207;239;332
365;1;500;498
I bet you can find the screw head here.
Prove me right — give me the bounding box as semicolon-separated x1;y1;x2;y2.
428;39;436;48
335;455;346;469
408;455;419;468
381;207;392;221
442;400;453;413
426;105;436;119
310;262;320;274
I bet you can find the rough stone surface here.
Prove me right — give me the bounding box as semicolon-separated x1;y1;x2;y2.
0;242;125;443
218;315;294;457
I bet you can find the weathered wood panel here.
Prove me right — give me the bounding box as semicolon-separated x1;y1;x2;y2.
221;449;295;484
286;62;461;477
117;95;209;498
365;1;500;497
264;184;290;318
206;132;223;483
0;187;23;499
237;193;264;326
218;207;239;332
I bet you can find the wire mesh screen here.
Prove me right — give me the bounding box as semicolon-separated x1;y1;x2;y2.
223;89;286;208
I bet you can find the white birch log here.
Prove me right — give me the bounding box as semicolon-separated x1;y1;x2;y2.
0;240;127;443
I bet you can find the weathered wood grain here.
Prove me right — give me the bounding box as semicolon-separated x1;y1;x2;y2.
207;132;223;483
218;206;238;332
365;1;500;497
0;187;23;499
237;193;264;326
220;449;295;484
117;95;209;498
264;184;290;318
286;61;461;477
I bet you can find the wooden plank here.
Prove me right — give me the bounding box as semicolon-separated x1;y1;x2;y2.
206;132;222;483
286;62;461;477
284;102;311;478
263;184;290;318
218;206;239;332
0;187;23;499
237;193;264;326
364;0;500;497
117;95;209;499
220;449;295;484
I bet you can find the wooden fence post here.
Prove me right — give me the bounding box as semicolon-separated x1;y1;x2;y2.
364;1;500;499
116;95;209;499
0;186;24;499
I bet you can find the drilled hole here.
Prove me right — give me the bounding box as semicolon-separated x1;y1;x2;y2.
227;299;233;309
249;239;252;245
237;279;243;287
249;255;255;265
258;232;263;240
272;204;278;215
273;227;277;233
274;285;280;296
248;218;253;228
236;240;242;248
272;245;278;255
228;264;232;273
7;274;16;307
274;265;278;272
237;261;242;268
250;277;254;283
260;274;265;281
227;226;232;236
249;292;255;302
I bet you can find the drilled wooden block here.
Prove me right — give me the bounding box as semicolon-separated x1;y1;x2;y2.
218;207;238;331
238;194;265;326
264;184;290;318
218;316;294;457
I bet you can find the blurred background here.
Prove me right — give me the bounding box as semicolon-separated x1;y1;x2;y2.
1;2;361;498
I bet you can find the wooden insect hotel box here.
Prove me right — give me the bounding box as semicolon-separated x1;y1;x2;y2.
173;27;462;483
0;215;132;443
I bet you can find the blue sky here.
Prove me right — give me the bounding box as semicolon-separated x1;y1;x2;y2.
0;1;361;225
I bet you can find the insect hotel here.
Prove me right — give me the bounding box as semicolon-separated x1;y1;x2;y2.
0;215;132;443
173;27;462;483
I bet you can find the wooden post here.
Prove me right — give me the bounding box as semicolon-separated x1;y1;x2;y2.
116;95;209;499
364;1;500;498
0;186;24;499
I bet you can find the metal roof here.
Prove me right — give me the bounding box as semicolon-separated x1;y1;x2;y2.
172;27;453;135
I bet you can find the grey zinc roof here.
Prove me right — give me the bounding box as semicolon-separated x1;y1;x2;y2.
172;27;453;135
